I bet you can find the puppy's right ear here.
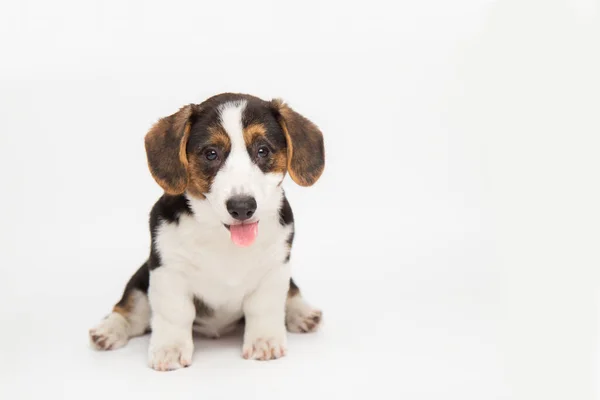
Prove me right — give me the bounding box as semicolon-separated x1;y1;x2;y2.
144;105;195;195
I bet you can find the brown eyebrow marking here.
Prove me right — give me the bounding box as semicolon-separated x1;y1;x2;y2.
207;125;231;150
243;123;287;174
243;123;267;146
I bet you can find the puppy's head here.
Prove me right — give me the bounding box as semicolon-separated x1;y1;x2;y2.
144;93;324;246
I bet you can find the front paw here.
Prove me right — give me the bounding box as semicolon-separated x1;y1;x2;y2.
243;334;287;361
148;341;193;371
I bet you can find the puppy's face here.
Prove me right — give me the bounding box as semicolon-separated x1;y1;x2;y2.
185;99;289;237
144;93;325;246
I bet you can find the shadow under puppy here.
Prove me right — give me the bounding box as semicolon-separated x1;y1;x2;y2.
89;93;325;371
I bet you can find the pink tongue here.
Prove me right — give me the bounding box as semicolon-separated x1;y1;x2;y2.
229;222;258;247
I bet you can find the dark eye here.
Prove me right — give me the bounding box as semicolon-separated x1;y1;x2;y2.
257;146;270;158
205;148;218;161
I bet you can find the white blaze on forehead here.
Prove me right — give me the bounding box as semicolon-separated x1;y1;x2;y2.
219;100;248;152
215;100;255;197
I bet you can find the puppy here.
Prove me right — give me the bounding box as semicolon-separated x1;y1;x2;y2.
89;93;325;371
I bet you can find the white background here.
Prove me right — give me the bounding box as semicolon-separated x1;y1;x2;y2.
1;1;599;399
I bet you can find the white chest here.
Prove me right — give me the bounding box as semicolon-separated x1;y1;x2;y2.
154;212;292;335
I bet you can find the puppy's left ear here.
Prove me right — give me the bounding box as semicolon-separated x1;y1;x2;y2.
271;99;325;186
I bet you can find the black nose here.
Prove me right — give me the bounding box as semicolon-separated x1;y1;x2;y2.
226;195;257;221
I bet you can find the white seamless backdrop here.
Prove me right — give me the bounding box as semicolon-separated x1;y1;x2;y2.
0;1;598;400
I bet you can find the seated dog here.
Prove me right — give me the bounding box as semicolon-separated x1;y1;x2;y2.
89;93;325;371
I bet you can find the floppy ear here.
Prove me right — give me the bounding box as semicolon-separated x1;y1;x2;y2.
271;99;325;186
144;105;194;195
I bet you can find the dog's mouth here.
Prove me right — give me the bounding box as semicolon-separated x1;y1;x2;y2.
223;221;259;247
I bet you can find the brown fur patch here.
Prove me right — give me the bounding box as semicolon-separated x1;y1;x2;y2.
144;105;194;195
271;99;325;186
185;125;232;198
112;305;128;317
185;156;210;198
112;294;135;317
178;123;192;172
243;123;287;174
243;123;267;146
207;125;232;149
288;278;300;298
271;149;287;174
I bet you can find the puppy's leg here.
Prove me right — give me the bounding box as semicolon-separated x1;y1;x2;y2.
89;263;151;351
242;264;290;361
285;278;323;333
147;267;195;371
